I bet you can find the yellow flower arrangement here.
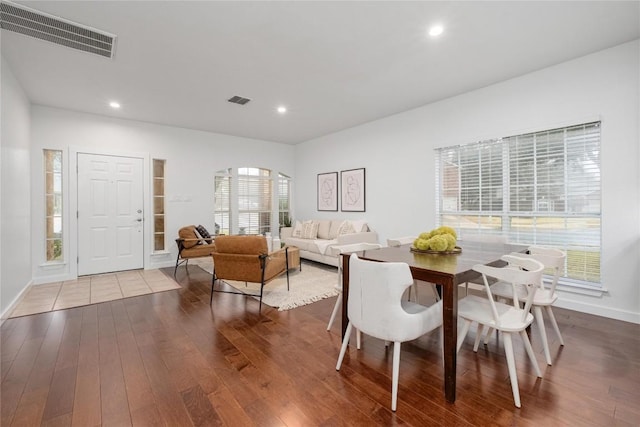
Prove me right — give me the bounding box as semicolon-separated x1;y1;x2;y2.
413;226;458;252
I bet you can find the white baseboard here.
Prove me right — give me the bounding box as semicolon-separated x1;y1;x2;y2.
554;299;640;324
460;283;640;324
0;279;33;322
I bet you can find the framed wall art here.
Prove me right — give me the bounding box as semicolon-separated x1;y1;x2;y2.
317;172;338;211
341;168;365;212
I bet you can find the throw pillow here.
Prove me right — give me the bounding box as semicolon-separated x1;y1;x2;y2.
193;228;205;245
196;225;211;238
196;225;213;243
350;220;368;233
292;220;303;238
301;220;319;239
337;220;356;236
316;220;331;240
329;220;344;239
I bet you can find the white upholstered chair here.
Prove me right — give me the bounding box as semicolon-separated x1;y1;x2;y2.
336;253;443;411
386;237;440;303
486;246;566;365
326;242;382;333
457;255;544;408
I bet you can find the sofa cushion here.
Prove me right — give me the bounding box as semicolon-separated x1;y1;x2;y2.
314;239;339;255
316;220;331;239
284;237;318;252
301;220;319;239
329;220;344;239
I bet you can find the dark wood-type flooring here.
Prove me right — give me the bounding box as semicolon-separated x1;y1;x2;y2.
2;262;639;426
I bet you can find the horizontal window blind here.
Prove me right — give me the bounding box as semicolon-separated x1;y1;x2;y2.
436;122;601;286
238;167;272;235
278;173;291;228
214;169;231;235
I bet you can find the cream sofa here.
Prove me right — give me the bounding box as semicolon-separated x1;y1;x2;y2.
280;219;378;267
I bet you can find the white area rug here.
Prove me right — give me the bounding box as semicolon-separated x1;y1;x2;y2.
192;258;339;311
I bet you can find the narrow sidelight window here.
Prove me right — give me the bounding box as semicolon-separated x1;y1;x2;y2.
44;149;63;261
153;159;166;251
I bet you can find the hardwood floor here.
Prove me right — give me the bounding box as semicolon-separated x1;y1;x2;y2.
2;264;638;426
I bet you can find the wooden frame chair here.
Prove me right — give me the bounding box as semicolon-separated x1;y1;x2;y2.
210;235;289;313
174;225;216;275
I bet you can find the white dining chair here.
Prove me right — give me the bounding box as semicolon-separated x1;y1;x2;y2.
326;242;382;335
457;255;544;408
336;253;443;411
386;237;440;303
458;232;508;295
485;246;566;365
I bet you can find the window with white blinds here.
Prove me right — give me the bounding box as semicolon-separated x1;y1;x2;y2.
214;169;231;235
238;167;272;235
435;122;601;286
278;173;291;228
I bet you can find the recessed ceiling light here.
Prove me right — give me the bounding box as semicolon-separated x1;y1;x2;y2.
109;101;121;109
277;106;287;114
428;25;444;37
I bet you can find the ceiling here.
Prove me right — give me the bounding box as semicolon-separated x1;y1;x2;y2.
2;1;639;144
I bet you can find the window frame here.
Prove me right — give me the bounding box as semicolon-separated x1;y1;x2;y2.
152;159;166;251
237;167;272;235
435;121;602;288
44;149;63;262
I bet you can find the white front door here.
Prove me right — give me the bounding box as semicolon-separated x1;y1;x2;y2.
77;153;144;275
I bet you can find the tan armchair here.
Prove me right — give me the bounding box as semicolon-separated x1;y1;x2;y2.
210;235;289;313
175;225;216;275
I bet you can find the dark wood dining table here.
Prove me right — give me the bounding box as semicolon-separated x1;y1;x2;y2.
340;240;526;403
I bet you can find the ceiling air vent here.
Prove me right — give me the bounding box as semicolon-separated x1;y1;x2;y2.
0;0;116;58
228;95;251;105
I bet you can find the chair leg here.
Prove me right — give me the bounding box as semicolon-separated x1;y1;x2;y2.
431;284;440;302
534;306;552;366
502;333;521;408
356;329;362;350
327;293;342;331
210;269;216;305
457;319;472;352
483;327;495;345
259;281;265;314
391;341;401;412
336;322;353;370
411;280;419;302
520;330;542;378
473;324;484;352
545;305;564;346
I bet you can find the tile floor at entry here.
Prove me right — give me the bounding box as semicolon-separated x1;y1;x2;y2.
8;269;181;318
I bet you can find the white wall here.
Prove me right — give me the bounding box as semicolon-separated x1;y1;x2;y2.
29;106;295;284
294;40;640;323
1;56;32;316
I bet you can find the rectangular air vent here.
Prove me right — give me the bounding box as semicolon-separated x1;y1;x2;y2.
0;0;116;58
228;95;251;105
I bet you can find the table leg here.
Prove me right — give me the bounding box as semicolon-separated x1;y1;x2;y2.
441;276;457;403
341;254;349;338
